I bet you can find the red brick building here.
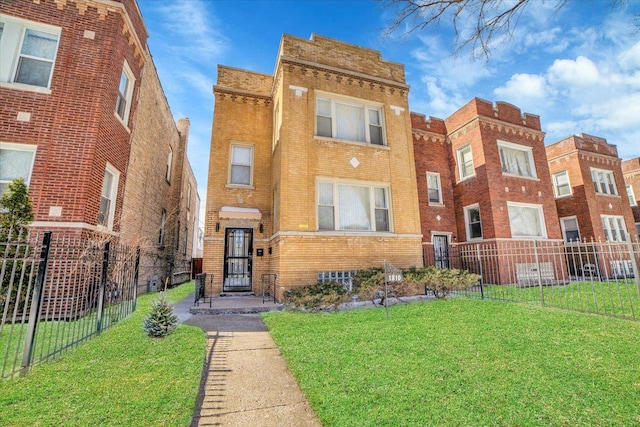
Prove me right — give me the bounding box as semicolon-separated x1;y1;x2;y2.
622;157;640;238
1;0;198;290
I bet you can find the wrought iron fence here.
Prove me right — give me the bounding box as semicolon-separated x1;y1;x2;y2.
1;228;139;379
425;237;640;320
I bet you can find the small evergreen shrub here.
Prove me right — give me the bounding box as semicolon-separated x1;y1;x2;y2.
406;266;480;299
143;294;178;338
285;281;349;311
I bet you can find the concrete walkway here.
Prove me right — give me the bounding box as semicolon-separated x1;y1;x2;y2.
172;294;321;427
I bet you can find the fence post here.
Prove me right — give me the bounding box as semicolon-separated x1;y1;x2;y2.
132;246;140;311
476;244;484;299
624;232;640;297
96;241;110;333
534;240;545;306
21;231;52;376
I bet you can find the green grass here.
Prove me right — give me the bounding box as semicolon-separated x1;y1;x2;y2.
0;282;206;427
264;299;640;426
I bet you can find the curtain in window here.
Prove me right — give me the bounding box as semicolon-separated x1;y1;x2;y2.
338;184;370;230
336;103;365;142
98;171;113;226
554;172;570;196
508;205;543;237
500;146;533;177
318;182;335;230
563;218;580;241
15;30;57;87
427;174;440;203
368;109;383;145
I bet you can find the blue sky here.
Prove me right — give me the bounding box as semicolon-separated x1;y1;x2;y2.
136;0;640;217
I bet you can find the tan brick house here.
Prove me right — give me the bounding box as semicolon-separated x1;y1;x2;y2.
622;157;640;238
1;0;198;291
204;34;423;298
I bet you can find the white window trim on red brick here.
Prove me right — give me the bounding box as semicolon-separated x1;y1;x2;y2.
227;142;254;188
463;203;482;241
552;170;572;198
316;178;393;233
560;215;581;243
114;60;135;129
626;184;636;206
457;144;475;181
97;163;120;231
601;215;628;242
0;142;37;196
166;147;173;183
315;91;386;146
498;140;538;179
507;201;547;239
0;15;61;93
426;172;443;205
590;167;618;196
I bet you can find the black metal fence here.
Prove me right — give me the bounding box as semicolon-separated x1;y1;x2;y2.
424;237;640;320
1;228;139;379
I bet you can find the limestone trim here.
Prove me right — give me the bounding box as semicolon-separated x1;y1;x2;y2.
30;221;119;236
272;231;423;239
278;56;410;93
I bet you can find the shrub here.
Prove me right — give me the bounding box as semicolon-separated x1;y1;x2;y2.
407;266;480;299
285;281;349;312
354;268;425;304
143;294;178;338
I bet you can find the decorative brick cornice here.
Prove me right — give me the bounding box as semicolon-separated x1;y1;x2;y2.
214;86;272;106
412;130;447;145
479;118;545;142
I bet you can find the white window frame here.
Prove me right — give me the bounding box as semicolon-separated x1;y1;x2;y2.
0;15;61;92
97;162;120;231
316;179;393;232
0;142;37;195
507;201;547;239
601;215;627;242
463;203;482;241
114;60;135;127
315;92;386;146
560;216;581;243
591;167;618;196
165;147;173;183
626;184;636;207
552;170;572;198
228;142;254;187
457;144;475;180
426;172;443;205
497;140;537;179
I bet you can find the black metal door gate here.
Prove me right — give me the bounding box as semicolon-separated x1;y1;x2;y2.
223;228;253;292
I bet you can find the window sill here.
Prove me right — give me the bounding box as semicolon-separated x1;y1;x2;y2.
226;183;255;190
313;135;390;150
501;173;539;181
459;175;476;183
0;81;52;94
113;112;131;133
511;235;548;240
428;202;445;207
594;193;620;198
317;230;395;236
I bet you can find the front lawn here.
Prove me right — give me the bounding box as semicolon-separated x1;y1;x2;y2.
264;299;640;426
0;282;206;427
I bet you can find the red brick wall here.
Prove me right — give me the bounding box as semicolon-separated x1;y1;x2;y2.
622;158;640;225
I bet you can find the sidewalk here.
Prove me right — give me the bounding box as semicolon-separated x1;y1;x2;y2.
172;294;321;427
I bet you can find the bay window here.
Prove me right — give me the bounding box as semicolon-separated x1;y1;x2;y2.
97;163;120;230
317;180;391;232
552;170;571;198
498;140;536;178
507;202;547;238
315;94;385;145
626;184;636;206
601;215;627;242
591;168;617;195
457;145;475;180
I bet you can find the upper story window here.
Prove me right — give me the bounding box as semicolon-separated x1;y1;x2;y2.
498;140;536;179
426;172;443;204
464;204;482;240
115;60;135;126
552;170;571;198
0;15;61;90
229;143;253;186
601;215;627;242
315;94;385;145
186;184;191;209
273;101;281;151
317;180;391;232
591;168;617;196
507;202;547;239
626;184;636;206
0;142;37;196
560;216;581;242
97;163;120;231
165;147;173;183
457;145;475;180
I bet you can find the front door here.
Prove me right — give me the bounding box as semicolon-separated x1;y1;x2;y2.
223;228;253;292
433;234;450;269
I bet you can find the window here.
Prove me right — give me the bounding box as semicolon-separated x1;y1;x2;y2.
0;143;37;196
186;184;191;209
183;225;188;256
498;140;536;178
457;145;475;180
560;216;581;242
158;209;166;245
636;223;640;239
315;95;385;145
229;144;253;186
165;148;172;182
97;163;120;230
507;202;547;239
626;184;636;206
273;101;281;150
0;16;61;90
115;61;135;125
464;204;482;240
552;170;571;198
176;221;180;251
317;181;391;232
591;168;617;196
601;215;627;242
426;172;442;204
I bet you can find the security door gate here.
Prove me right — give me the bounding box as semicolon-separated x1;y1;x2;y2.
433;234;450;269
223;228;253;292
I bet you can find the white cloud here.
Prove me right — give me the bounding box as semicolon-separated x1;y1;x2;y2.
494;73;551;100
619;40;640;71
548;56;599;86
